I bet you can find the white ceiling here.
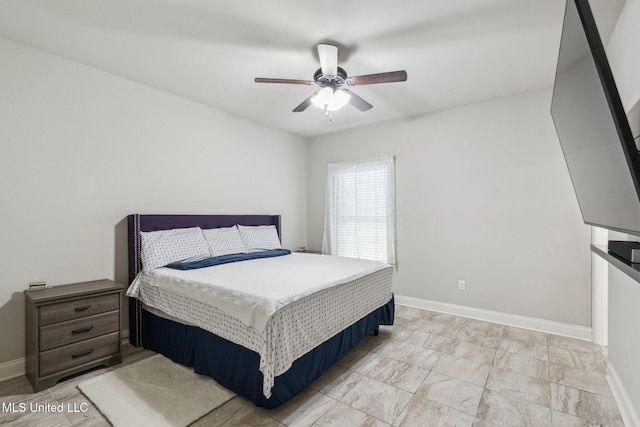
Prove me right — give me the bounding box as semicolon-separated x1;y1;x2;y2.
0;0;625;137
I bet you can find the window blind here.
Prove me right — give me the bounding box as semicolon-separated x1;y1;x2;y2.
322;157;395;264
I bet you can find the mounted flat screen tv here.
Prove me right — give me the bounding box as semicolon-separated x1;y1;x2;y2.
551;0;640;236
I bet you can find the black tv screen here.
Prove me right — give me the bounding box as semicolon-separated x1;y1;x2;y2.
551;0;640;236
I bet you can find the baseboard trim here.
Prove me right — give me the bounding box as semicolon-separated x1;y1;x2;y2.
395;294;592;341
0;357;24;382
608;362;640;427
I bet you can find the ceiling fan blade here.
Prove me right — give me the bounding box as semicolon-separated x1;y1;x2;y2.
343;89;373;112
317;44;338;76
293;91;319;112
347;70;407;86
255;78;313;85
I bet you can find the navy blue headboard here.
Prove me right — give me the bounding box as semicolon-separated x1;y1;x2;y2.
127;213;281;346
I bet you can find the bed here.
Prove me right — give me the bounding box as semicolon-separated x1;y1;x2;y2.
127;213;394;408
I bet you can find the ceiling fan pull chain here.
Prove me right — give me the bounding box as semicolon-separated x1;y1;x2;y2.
324;105;332;121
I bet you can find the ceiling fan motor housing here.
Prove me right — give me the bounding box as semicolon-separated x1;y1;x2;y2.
314;67;348;90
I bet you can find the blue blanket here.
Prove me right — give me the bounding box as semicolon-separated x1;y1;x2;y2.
166;249;291;270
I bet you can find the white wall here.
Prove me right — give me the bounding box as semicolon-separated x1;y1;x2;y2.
0;38;307;364
308;89;592;327
607;0;640;111
601;0;640;423
607;268;640;425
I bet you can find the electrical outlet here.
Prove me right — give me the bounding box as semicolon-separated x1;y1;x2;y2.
458;280;466;291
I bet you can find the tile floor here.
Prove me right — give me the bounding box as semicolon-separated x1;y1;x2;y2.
0;305;625;426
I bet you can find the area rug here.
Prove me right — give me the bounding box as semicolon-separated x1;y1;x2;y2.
78;354;235;427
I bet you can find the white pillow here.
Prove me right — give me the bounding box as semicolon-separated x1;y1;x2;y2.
202;226;247;257
140;227;209;270
237;224;282;252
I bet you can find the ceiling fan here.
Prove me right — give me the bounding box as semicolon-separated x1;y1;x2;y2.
255;44;407;119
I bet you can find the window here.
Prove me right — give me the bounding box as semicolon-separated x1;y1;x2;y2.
322;157;395;264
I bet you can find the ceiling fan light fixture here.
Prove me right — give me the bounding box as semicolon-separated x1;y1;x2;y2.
255;43;406;115
311;88;351;111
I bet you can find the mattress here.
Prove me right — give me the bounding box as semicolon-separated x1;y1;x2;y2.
127;253;393;397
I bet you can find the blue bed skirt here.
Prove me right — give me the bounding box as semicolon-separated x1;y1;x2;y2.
139;295;394;408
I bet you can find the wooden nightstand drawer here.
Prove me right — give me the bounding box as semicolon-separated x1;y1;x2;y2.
39;293;120;326
39;331;120;376
40;310;119;351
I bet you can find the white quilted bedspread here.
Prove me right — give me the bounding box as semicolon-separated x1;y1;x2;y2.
127;253;393;398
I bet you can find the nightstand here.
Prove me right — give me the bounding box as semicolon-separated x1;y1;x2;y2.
24;279;124;391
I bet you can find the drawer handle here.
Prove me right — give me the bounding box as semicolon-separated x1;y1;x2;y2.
71;326;94;335
71;349;94;358
74;305;91;312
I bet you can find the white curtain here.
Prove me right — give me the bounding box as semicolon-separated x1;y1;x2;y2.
322;157;395;265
